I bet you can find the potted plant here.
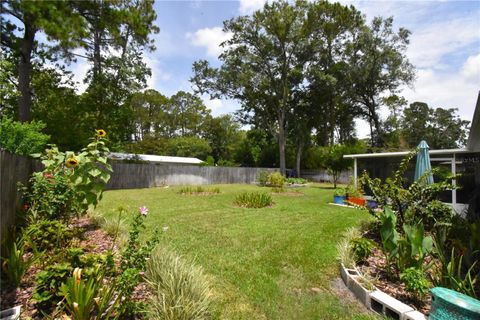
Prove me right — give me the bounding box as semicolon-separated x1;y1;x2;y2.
333;188;346;204
346;182;365;207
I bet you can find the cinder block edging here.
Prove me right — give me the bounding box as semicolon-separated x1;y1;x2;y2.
340;264;427;320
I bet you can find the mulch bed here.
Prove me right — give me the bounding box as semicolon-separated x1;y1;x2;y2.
357;247;432;315
0;217;149;319
272;191;304;196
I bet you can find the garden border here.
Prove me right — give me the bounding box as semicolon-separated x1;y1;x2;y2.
340;263;427;320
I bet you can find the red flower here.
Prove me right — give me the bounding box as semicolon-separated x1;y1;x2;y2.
23;204;29;211
43;172;54;179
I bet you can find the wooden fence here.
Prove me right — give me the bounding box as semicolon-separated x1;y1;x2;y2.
106;162;276;189
0;150;40;242
1;150;349;239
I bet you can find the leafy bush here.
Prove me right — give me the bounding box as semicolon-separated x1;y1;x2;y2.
21;171;79;221
350;237;376;262
0;117;50;155
400;267;431;298
334;188;346;197
267;171;285;188
145;247;211;320
271;187;286;193
234;192;273;208
22;130;112;220
34;262;73;310
24;220;73;252
360;150;453;229
258;170;269;187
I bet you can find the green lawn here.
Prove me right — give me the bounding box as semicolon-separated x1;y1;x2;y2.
95;184;377;320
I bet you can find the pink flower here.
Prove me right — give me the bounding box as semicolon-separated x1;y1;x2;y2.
139;271;145;276
139;206;148;216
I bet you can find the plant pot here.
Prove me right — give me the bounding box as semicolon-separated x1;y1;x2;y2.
333;195;346;204
347;197;366;207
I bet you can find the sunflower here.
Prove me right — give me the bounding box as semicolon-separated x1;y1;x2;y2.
65;156;79;168
96;129;107;138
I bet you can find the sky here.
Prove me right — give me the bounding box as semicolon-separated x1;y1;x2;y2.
69;0;480;138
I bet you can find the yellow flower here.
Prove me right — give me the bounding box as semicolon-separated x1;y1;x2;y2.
65;156;79;169
73;268;82;281
96;129;107;138
73;302;79;310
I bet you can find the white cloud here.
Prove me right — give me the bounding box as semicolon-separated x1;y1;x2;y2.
143;55;172;89
407;17;480;69
461;53;480;83
239;0;267;15
186;27;232;58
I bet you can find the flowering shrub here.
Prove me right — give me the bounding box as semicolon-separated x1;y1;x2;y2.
22;130;112;221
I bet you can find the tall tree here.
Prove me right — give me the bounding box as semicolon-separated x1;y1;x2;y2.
402;102;469;149
168;91;210;137
192;0;309;175
1;0;86;121
347;16;415;146
203;114;242;164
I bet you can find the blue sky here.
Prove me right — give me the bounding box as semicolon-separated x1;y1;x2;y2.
69;0;480;137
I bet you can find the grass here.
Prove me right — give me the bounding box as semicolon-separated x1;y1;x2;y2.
95;184;377;320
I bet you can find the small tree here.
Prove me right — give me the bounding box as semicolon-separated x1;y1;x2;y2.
322;143;364;188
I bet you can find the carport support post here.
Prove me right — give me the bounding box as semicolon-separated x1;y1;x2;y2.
354;158;358;187
452;153;457;208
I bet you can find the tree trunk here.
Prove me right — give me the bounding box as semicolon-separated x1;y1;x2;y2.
278;114;286;176
18;22;36;122
295;140;303;178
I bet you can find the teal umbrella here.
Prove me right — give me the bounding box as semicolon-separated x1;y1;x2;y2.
414;140;434;184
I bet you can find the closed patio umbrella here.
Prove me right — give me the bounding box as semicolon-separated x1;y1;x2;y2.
414;140;434;184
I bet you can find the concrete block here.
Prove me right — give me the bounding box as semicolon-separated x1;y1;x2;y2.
370;290;414;320
402;310;427;320
348;275;372;308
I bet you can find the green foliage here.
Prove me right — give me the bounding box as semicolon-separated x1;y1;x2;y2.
60;267;119;320
234;192;273;208
166;136;212;159
350;238;376;262
145;247;212;320
333;188;346;197
178;186;220;195
402;102;469;149
337;227;361;268
24;220;73;252
0;117;50;155
23;131;112;220
22;170;79;221
397;223;433;271
321;144;364;188
267;171;286;188
400;267;431;298
1;238;34;287
33;262;73;310
116;207;160;316
360;150;454;230
258;170;269;187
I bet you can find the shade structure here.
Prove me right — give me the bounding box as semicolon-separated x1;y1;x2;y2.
414;140;434;184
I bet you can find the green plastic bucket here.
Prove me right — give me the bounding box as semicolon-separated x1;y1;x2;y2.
430;287;480;320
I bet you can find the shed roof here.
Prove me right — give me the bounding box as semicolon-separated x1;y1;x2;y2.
109;152;204;164
467;91;480;152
